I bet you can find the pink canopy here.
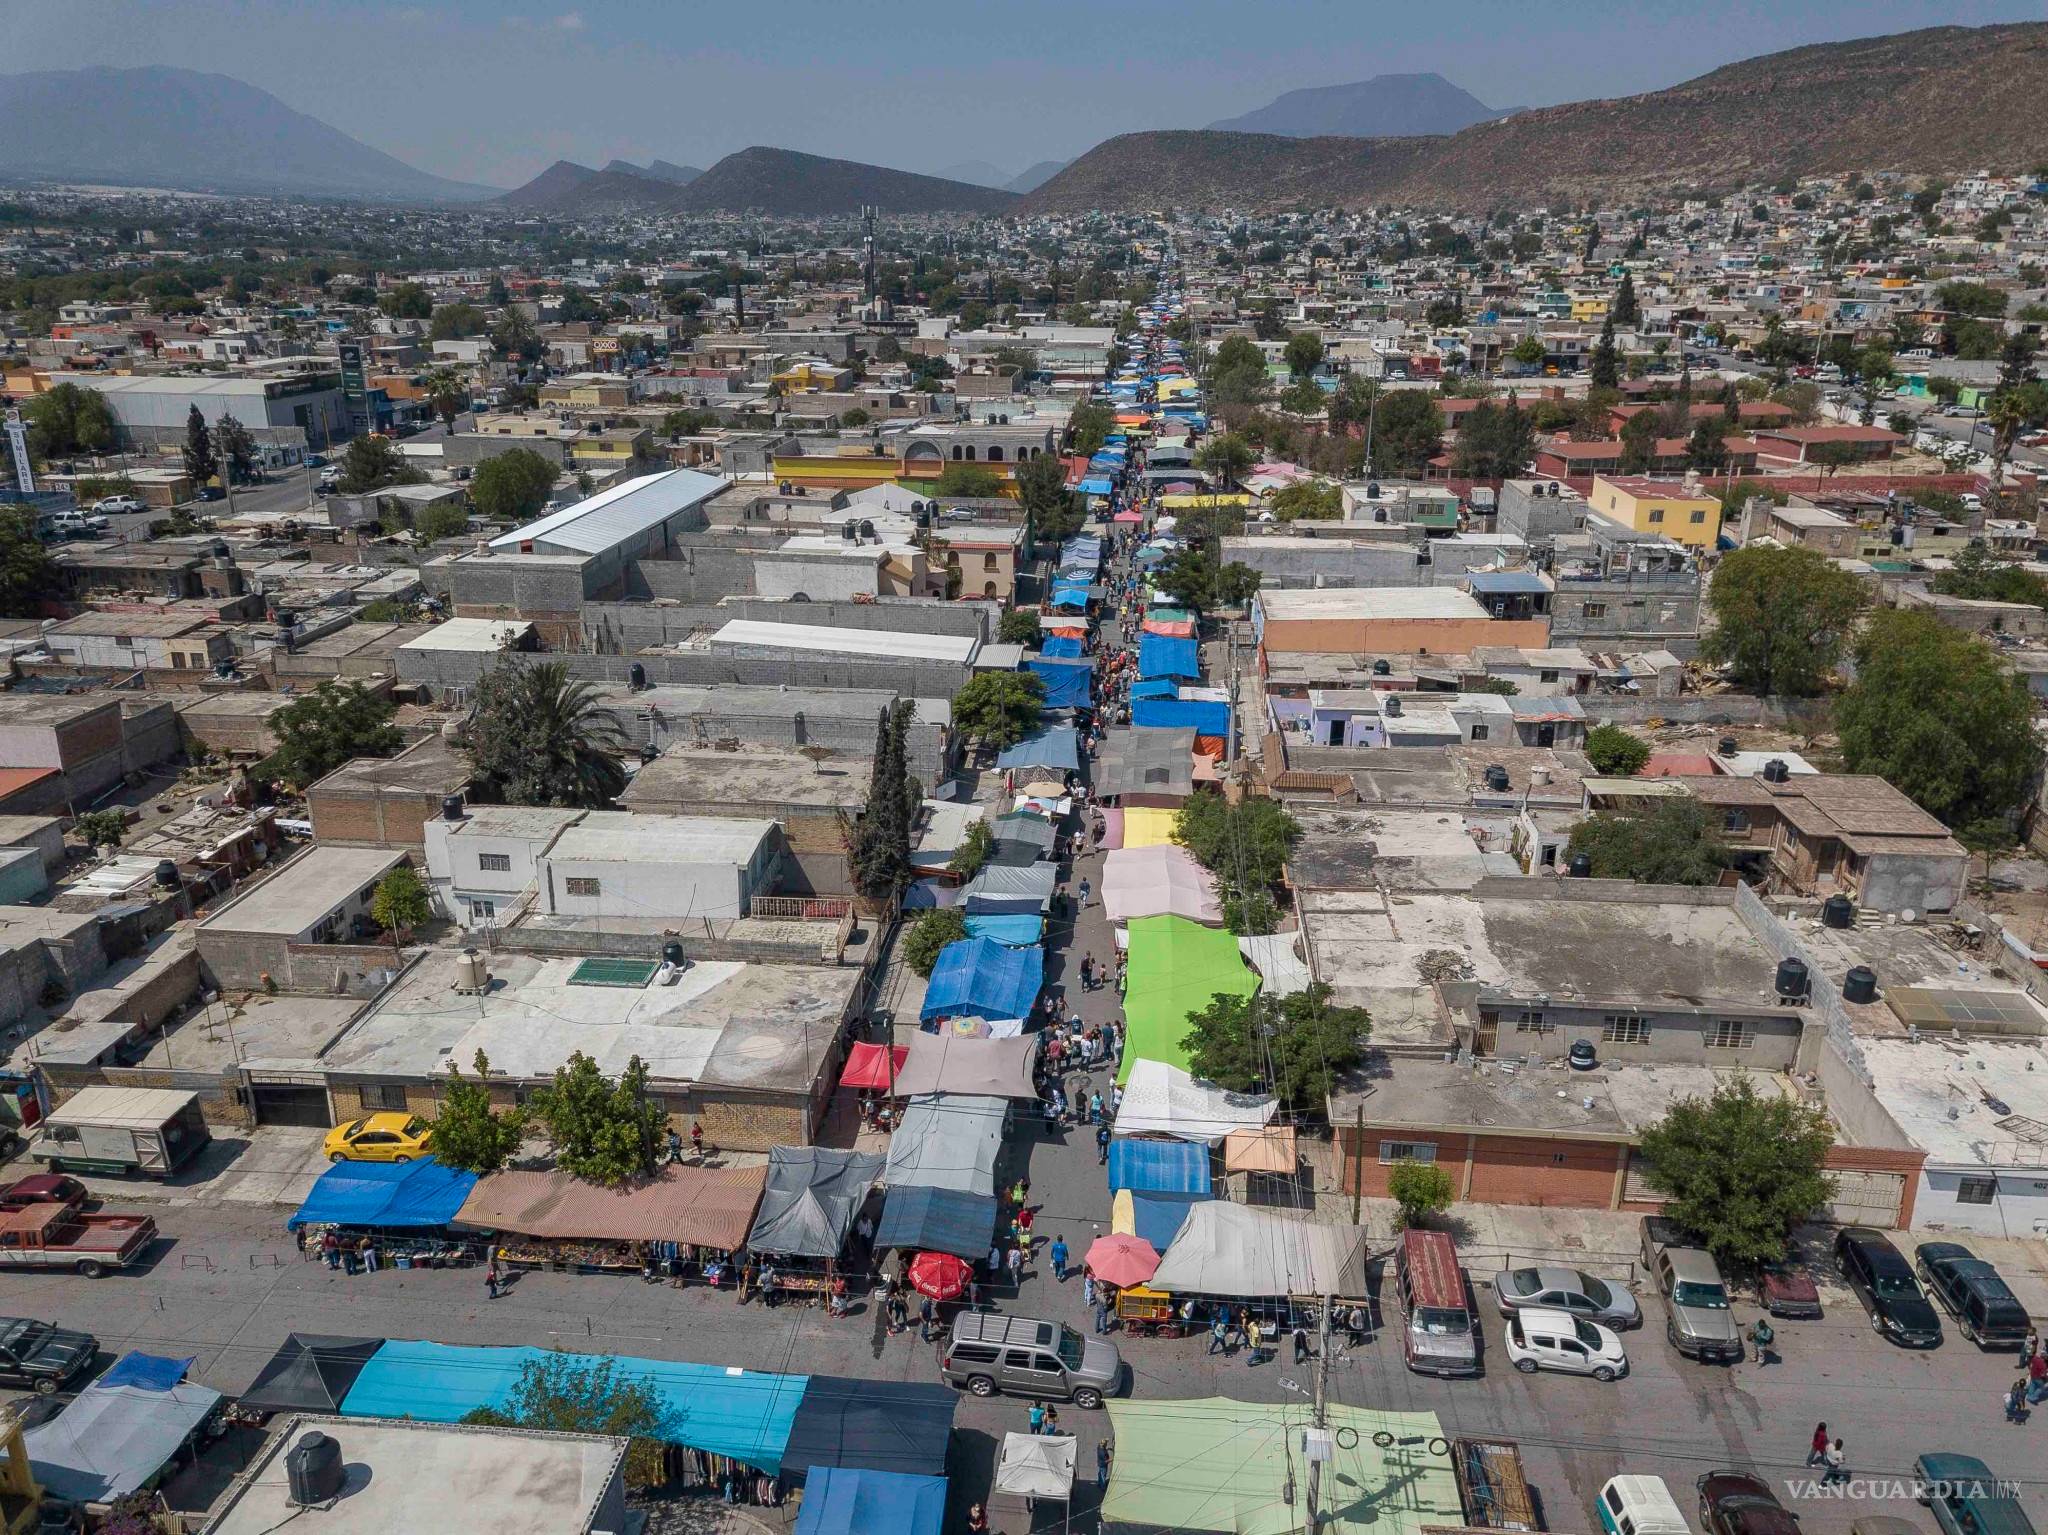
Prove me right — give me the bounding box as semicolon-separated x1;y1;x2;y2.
1084;1233;1161;1288
1102;845;1224;926
1095;806;1125;851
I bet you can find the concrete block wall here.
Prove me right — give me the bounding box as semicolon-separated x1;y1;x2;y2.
398;645;971;702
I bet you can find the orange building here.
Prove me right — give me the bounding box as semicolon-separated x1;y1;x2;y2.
1253;587;1549;658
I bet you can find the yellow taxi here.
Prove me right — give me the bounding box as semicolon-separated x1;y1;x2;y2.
323;1112;434;1164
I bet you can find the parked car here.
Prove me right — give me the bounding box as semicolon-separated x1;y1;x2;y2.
1502;1307;1628;1380
1640;1220;1742;1362
195;485;225;502
1915;1242;2029;1348
1493;1265;1640;1330
1698;1473;1801;1535
0;1317;97;1395
91;496;143;515
0;1204;156;1277
1395;1229;1480;1377
1916;1455;2035;1535
322;1112;433;1164
939;1311;1121;1408
1835;1227;1942;1347
1757;1262;1823;1320
0;1175;90;1215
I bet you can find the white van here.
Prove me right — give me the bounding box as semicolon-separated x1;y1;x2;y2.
1597;1476;1690;1535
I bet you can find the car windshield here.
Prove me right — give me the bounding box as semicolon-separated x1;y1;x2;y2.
1508;1268;1542;1295
340;1119;366;1138
1056;1328;1084;1370
1674;1281;1729;1309
1573;1318;1604;1348
1873;1273;1916;1298
403;1117;428;1137
1578;1274;1614;1307
0;1321;47;1352
1416;1307;1470;1335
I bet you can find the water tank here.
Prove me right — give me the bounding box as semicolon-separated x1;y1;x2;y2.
663;940;686;969
1774;956;1810;1002
858;519;877;542
627;661;647;691
1383;695;1402;717
1717;736;1739;757
1371;659;1392;676
153;859;181;890
1483;764;1510;793
1843;966;1879;1005
1889;525;1905;547
1762;759;1791;783
286;1431;345;1506
454;949;489;996
1821;893;1855;929
842;519;859;542
1568;852;1592;878
1568;1039;1598;1070
441;794;465;822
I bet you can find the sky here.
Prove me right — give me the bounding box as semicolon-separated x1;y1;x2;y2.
8;0;2045;189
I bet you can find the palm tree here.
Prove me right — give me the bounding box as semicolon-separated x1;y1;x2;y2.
466;659;628;808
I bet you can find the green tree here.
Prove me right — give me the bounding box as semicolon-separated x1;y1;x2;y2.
415;501;471;543
659;408;718;438
1836;609;2043;844
1180;983;1369;1111
214;412;257;485
1387;1159;1457;1230
270;681;403;788
491;308;543;364
1015;451;1082;542
1701;544;1864;696
998;608;1044;645
947;818;995;879
464;658;628;808
1065;400;1114;457
1638;1077;1836;1265
421;364;470;425
1366;390;1444;476
843;701;921;901
335;434;424;494
1173;791;1300;927
526;1051;666;1187
903;906;969;978
1206;335;1270;407
1589;316;1620;389
1684;420;1730;473
369;865;431;947
1450;398;1535;480
469;447;558;523
1193;432;1254;486
0;507;58;619
1510;336;1548;368
1284;331;1325;379
1610;272;1640;327
465;1352;670;1490
935;462;1004;498
952;671;1045;749
431;1050;526;1176
1269;481;1342;521
24;381;114;459
358;597;423;623
74;809;126;848
1806;440;1862;480
1932;544;2048;610
428;302;487;341
1583;724;1651;776
181;404;218;487
839;407;871;428
1564;800;1729;885
1155;547;1260;613
379;282;433;319
1616;408;1659;473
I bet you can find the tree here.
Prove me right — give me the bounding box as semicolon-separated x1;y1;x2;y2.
465;658;628;808
415;501;471;543
421;365;469;425
527;1051;666;1187
1564;800;1729;886
1451;398;1536;480
1836;610;2043;844
336;434;424;494
1583;724;1651;777
998;608;1044;644
431;1050;526;1176
1269;481;1341;521
1589;317;1620;389
0;508;57;619
844;701;921;900
1638;1078;1835;1266
1616;408;1659;473
1366;390;1445;476
1284;331;1324;379
464;1351;671;1490
1206;335;1270;407
1510;336;1548;368
1180;983;1369;1111
934;463;1003;498
1701;544;1864;696
181;404;218;486
903;906;968;978
214;413;257;485
491;308;543;364
74;809;126;848
469;447;558;523
947;818;995;879
1684;420;1730;473
1932;544;2048;610
1387;1160;1457;1231
1806;440;1862;481
369;865;431;948
1174;791;1300;926
428;302;487;341
24;381;114;459
1194;432;1254;486
1610;272;1640;327
952;671;1044;749
1066;401;1114;457
1015;451;1082;542
839;407;871;428
270;682;402;788
1987;379;2048;489
379;282;432;319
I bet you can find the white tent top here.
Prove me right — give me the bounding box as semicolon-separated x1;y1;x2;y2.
1101;845;1222;927
882;1095;1008;1196
1237;933;1314;997
1114;1059;1276;1146
892;1033;1041;1100
996;1432;1077;1499
1149;1202;1368;1298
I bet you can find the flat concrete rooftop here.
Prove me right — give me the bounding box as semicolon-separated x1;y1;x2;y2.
620;748;870;811
198;846;404;937
1861;1035;2048;1168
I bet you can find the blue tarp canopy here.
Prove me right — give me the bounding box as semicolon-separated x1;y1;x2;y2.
1025;658;1092;709
785;1380;957;1481
287;1157;477;1231
795;1468;947;1535
996;725;1080;772
341;1340;808;1471
1048;584;1093;610
1130;1191;1205;1253
965;913;1045;947
1078;477;1115;496
1129;678;1180;701
97;1353;193;1392
920;937;1044;1021
1109;1138;1213;1196
1040;634;1084;659
872;1186;999;1259
1139;633;1201;680
902;877;959;911
1133;696;1230;736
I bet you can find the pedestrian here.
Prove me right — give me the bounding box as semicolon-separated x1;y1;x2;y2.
1007;1245;1023;1284
1018;1205;1035;1233
989;1243;1004;1275
2024;1326;2040;1368
484;1260;499;1301
1111;1084;1124;1116
968;1278;982;1310
1084;1273;1097;1306
1051;1234;1070;1281
967;1504;989;1535
1807;1423;1828;1467
1044;1407;1060;1437
2008;1378;2030;1423
1293;1324;1312;1365
690;1120;705;1159
829;1275;848;1318
1096;1123;1112;1164
2028;1350;2048;1404
1095;1294;1112;1334
1821;1440;1847;1487
920;1295;936;1342
1079;877;1092;907
1210;1316;1229;1355
740;1259;755;1306
1090;1090;1104;1124
666;1126;683;1164
1080;955;1095;991
1029;1401;1046;1435
1247;1318;1264;1365
1097;1439;1112;1490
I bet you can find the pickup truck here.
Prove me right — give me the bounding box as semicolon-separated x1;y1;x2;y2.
0;1201;155;1277
0;1317;97;1395
1640;1216;1743;1363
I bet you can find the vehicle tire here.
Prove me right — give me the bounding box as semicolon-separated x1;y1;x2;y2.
392;1155;413;1164
32;1378;56;1396
75;1259;104;1279
967;1375;996;1398
329;1153;347;1163
1593;1365;1617;1382
1871;1311;1884;1334
1514;1358;1537;1373
1074;1387;1103;1409
1665;1319;1679;1349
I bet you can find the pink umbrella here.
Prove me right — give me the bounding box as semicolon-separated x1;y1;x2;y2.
1084;1233;1161;1289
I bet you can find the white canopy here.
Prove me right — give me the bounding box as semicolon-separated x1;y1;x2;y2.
882;1095;1008;1197
996;1431;1077;1499
1149;1201;1368;1298
1113;1059;1276;1146
1237;932;1314;996
1101;845;1223;926
892;1033;1041;1100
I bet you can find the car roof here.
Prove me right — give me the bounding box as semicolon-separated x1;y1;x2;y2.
1916;1242;1973;1262
1663;1248;1724;1279
1517;1306;1589;1329
353;1112;419;1132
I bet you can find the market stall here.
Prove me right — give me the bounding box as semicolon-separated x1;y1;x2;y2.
781;1378;957;1484
237;1333;381;1417
286;1156;482;1270
1115;1059;1275;1145
919;940;1043;1025
1147;1201;1369;1303
994;1432;1077;1535
794;1468;947;1535
871;1184;1000;1261
888;1034;1041;1101
454;1162;766;1280
746;1146;884;1299
26;1353;223;1506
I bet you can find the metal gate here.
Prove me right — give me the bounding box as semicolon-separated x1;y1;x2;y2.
1824;1169;1905;1228
251;1083;333;1129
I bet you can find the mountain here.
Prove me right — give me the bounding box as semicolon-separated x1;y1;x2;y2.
1027;22;2048;212
601;158;703;186
1006;160;1070;193
499;160;687;216
0;65;497;201
934;160;1013;188
1208;72;1513;138
675;147;1019;214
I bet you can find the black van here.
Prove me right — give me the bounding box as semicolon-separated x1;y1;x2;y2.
1915;1242;2031;1348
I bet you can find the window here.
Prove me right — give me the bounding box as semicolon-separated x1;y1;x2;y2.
1690;510;1706;523
1540;670;1559;683
1470;724;1489;741
364;1084;408;1111
1602;1014;1648;1043
478;853;511;873
1706;1019;1751;1049
1582;601;1608;619
983;552;998;571
1956;1176;1998;1205
565;876;602;897
1722;809;1750;833
469;899;496;921
1647;509;1665;524
1514;1010;1551;1033
1379;1140;1437;1164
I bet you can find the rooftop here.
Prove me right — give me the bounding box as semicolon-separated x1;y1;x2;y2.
489;467;729;554
701;618;979;665
620;747;870;812
310;736;469;798
395;619;536;654
545;811;776;867
198;846;405;937
1258;588;1491;622
1861;1035;2048;1169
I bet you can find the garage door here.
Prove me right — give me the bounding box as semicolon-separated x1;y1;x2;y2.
251;1084;333;1128
1825;1170;1905;1227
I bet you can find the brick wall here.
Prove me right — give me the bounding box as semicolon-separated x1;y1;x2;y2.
307;786;446;851
1337;1125;1625;1210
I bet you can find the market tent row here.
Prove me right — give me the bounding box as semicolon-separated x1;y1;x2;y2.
287;1157;478;1231
840;1042;909;1092
1119;806;1180;850
794;1468;947;1535
748;1147;886;1260
961;863;1056;915
920;938;1044;1022
1040;634;1084;659
1102;846;1222;926
889;1033;1040;1100
1025;658;1093;708
1117;915;1260;1086
872;1184;999;1259
1100;1399;1461;1535
1137;634;1200;681
1110;1188;1203;1254
237;1334;382;1416
995;725;1080;774
1148;1201;1368;1298
783;1377;957;1483
965;912;1045;947
1114;1059;1276;1145
1133;695;1230;736
1092;728;1196;801
26;1355;223;1504
989;811;1057;863
454;1162;768;1251
882;1095;1008;1195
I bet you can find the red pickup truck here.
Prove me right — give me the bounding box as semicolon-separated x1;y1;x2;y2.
0;1202;155;1277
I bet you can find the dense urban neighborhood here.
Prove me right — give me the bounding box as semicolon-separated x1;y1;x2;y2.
3;14;2048;1535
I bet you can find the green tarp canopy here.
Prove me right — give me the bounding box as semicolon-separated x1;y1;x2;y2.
1118;915;1259;1086
1099;1399;1462;1535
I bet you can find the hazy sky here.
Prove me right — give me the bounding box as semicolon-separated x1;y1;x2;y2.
9;0;2043;188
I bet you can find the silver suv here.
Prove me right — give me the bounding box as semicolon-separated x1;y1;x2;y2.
1641;1226;1742;1363
939;1311;1122;1408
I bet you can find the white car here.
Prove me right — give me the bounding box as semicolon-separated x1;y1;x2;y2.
1503;1306;1628;1380
91;496;142;516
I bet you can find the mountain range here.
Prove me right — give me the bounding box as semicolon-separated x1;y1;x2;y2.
1207;72;1517;138
933;159;1072;192
498;147;1020;216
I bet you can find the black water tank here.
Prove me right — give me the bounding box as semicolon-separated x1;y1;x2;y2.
1843;966;1879;1005
1384;695;1402;717
1717;736;1739;757
1568;1040;1598;1070
663;940;686;970
1568;852;1592;878
286;1431;345;1506
1821;893;1855;929
1372;659;1391;676
1483;764;1510;792
628;661;647;691
1775;956;1810;1001
1762;759;1791;783
441;794;465;822
153;859;180;890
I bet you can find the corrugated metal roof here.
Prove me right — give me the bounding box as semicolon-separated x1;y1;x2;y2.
489;468;729;554
454;1162;766;1248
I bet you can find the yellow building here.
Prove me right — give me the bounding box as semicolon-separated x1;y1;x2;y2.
773;361;855;394
539;379;633;409
1570;293;1611;324
1587;474;1723;550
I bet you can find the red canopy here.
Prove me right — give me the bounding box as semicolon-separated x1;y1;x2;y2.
841;1042;909;1092
1083;1233;1160;1289
908;1250;971;1301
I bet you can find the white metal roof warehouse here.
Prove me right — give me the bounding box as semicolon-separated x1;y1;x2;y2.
705;618;981;665
490;468;728;557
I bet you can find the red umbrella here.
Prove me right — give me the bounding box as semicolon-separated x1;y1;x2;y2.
908;1250;971;1302
1084;1233;1160;1289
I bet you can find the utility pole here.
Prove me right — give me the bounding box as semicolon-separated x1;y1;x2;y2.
1350;1102;1364;1225
1304;1296;1333;1531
